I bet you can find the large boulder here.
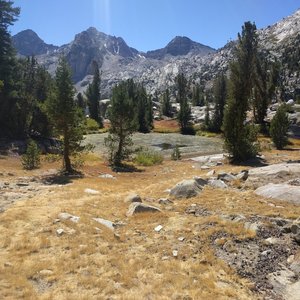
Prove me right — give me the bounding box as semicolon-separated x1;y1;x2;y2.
169;178;206;199
255;183;300;205
247;163;300;187
126;203;161;217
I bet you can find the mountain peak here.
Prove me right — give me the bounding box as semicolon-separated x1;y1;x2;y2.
146;36;215;59
12;29;58;56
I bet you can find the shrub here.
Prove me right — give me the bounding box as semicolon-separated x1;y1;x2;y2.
22;139;41;170
171;145;181;160
86;118;100;132
134;149;163;166
270;104;290;149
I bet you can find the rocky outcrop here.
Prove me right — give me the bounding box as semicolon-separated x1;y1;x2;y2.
169;178;206;199
126;202;161;216
255;183;300;205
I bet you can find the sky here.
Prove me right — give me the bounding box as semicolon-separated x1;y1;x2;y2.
10;0;300;52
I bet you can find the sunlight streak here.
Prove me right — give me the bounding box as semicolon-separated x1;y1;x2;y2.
93;0;111;34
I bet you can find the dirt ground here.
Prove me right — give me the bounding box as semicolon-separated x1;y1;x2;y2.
0;140;300;299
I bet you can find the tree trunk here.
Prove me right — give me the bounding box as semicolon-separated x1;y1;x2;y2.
63;129;72;173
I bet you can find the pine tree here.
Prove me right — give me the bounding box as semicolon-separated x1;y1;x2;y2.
46;57;85;173
175;73;192;134
137;84;152;133
270;104;289;150
105;80;138;167
253;56;280;132
161;88;172;117
223;22;259;162
0;0;20;137
86;61;102;127
21;139;40;170
192;83;204;106
211;73;227;132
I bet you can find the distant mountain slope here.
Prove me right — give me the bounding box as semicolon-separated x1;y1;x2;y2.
12;29;58;56
12;8;300;99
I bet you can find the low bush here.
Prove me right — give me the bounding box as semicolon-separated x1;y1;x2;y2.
22;139;41;170
134;149;163;166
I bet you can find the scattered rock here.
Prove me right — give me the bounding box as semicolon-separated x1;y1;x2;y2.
244;222;260;233
247;163;300;187
206;169;215;177
255;183;300;205
291;224;300;234
208;179;228;189
169;179;204;199
92;218;115;231
84;188;100;195
56;228;64;236
126;203;161;216
154;225;163;232
99;173;115;179
158;198;173;205
58;212;80;223
185;204;211;216
39;269;54;276
236;170;249;181
124;193;142;203
218;172;236;182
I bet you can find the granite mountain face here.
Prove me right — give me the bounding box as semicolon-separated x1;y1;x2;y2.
12;8;300;99
12;29;58;56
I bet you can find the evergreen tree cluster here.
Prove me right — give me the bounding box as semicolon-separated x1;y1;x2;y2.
0;1;54;138
105;79;153;167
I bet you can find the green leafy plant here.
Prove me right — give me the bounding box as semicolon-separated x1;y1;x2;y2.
134;149;163;166
270;104;290;149
22;139;41;170
171;145;181;160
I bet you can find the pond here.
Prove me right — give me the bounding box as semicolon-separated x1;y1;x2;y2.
84;132;224;158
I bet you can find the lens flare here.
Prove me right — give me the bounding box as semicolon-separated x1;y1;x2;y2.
93;0;111;33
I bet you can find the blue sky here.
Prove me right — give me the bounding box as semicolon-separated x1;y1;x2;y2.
11;0;300;52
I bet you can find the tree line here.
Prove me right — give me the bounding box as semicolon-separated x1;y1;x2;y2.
1;1;292;171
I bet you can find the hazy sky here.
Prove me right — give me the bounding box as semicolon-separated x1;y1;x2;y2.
11;0;300;51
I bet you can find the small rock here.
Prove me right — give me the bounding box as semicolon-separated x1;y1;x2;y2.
172;250;178;257
39;269;54;276
169;179;204;199
84;188;100;195
218;172;236;182
261;250;271;256
206;170;215;177
154;225;163;232
93;218;115;231
124;193;142;203
58;212;80;223
208;179;228;189
265;237;281;245
244;222;259;233
99;173;115;179
126;203;161;217
294;233;300;245
287;255;295;264
162;256;169;261
4;262;13;267
281;225;292;234
158;198;173;205
178;236;185;242
236;170;249;181
291;224;300;234
16;182;29;187
56;228;64;236
200;166;210;170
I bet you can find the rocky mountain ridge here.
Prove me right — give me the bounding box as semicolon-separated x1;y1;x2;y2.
12;8;300;98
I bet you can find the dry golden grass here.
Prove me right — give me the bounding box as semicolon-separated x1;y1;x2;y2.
1;146;300;299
